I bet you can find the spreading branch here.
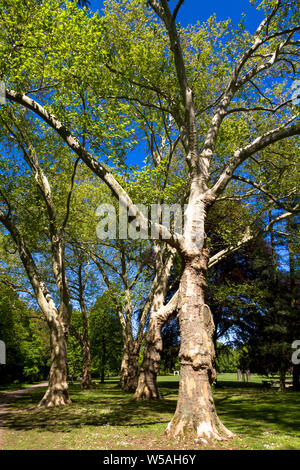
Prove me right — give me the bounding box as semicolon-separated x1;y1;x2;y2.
6;89;182;250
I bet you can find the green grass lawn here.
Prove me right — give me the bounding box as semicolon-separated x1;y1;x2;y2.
1;373;300;450
0;383;34;392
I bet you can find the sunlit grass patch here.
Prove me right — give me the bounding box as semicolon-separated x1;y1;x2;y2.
1;374;300;450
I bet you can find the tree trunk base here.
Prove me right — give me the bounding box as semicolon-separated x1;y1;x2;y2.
119;347;139;393
134;385;162;400
38;385;71;407
134;371;162;400
166;366;234;443
119;378;138;394
81;377;93;389
165;415;234;443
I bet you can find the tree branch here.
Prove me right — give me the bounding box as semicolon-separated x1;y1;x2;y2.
208;210;295;268
6;88;182;250
209;115;300;199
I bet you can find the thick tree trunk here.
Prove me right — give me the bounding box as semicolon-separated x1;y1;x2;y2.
119;339;139;393
134;315;163;400
166;253;233;441
39;318;71;407
134;244;175;400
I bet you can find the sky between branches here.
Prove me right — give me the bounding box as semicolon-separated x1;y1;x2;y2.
89;0;265;30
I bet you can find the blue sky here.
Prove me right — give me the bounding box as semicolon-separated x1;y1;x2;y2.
89;0;265;32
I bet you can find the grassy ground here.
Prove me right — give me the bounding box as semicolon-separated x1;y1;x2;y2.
0;382;43;392
1;373;300;450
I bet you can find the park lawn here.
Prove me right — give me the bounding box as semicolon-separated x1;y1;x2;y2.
1;374;300;450
0;383;36;393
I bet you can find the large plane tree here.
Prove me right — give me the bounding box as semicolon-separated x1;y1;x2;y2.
1;0;299;440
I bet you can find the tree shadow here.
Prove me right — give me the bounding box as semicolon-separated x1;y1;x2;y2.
214;387;300;438
2;379;300;442
2;384;176;433
215;380;266;390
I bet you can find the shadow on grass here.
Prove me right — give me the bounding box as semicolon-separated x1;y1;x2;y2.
214;380;265;389
214;386;300;438
2;383;177;433
2;378;300;442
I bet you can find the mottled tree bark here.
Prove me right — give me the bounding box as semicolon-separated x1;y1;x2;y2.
39;290;72;406
165;251;233;441
39;317;71;407
120;338;139;393
93;247;149;394
134;245;176;400
134;315;164;399
81;334;93;389
80;306;93;389
134;292;178;400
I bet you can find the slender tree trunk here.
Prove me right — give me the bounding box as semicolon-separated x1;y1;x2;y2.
287;217;299;392
279;366;286;392
269;211;278;285
39;316;71;407
69;323;92;389
120;338;139;393
81;338;93;389
269;213;288;394
166;251;233;441
80;308;93;389
100;335;106;384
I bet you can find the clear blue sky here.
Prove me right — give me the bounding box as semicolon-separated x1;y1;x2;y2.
89;0;264;32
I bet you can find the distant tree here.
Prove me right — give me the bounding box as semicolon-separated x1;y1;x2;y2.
0;112;77;406
232;216;300;391
159;315;180;375
0;282;49;384
67;310;84;384
215;343;239;374
67;251;94;389
89;292;123;382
